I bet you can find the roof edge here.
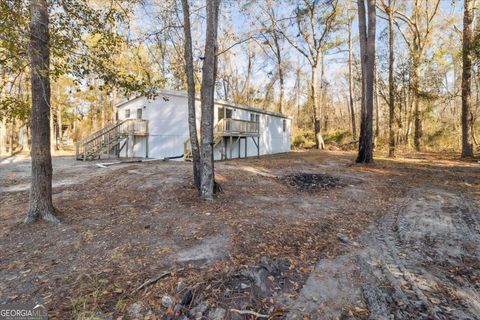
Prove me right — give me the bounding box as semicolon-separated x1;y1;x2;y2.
115;89;293;119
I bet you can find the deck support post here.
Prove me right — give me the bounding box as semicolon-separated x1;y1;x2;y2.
245;138;247;158
125;136;129;159
145;136;149;158
145;122;149;158
237;137;241;159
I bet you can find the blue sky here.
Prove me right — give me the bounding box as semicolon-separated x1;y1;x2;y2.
132;0;464;106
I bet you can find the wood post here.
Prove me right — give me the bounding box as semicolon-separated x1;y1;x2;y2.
145;122;149;158
237;137;241;158
125;135;129;159
245;138;247;158
146;136;149;158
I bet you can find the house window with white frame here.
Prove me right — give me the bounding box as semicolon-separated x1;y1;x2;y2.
125;109;130;118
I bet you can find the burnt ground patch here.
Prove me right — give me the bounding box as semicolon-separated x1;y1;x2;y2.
281;172;343;191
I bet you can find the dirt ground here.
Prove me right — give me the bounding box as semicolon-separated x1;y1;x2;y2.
0;150;479;320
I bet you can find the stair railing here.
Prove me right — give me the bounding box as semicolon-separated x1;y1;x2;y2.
76;119;148;160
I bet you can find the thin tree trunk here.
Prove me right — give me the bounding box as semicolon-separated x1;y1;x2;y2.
22;123;30;151
348;18;357;140
242;53;253;104
462;0;475;157
356;0;376;163
311;63;325;150
374;59;380;138
56;106;62;150
412;49;422;150
272;31;284;114
200;0;220;199
9;121;15;155
181;0;202;190
387;1;395;157
25;0;58;223
295;66;301;120
0;118;6;154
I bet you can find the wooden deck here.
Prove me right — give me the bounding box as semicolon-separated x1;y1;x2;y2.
184;118;259;160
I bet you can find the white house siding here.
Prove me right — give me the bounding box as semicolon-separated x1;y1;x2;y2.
116;91;291;160
213;104;291;159
117;94;191;159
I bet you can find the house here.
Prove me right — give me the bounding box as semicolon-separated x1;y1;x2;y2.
75;89;291;161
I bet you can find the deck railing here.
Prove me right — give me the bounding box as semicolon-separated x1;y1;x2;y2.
215;118;259;135
76;119;148;160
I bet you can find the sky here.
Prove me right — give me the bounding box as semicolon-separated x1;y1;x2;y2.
130;0;464;108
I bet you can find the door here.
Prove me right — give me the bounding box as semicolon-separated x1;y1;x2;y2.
218;107;232;131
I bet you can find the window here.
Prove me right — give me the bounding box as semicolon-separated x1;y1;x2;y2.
115;111;119;121
250;113;259;122
282;119;286;132
218;107;233;121
225;108;232;119
136;108;143;119
125;109;130;118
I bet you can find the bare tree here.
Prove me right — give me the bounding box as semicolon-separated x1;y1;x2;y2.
356;0;376;163
257;2;286;113
181;0;202;189
395;0;441;151
25;0;59;223
347;4;357;140
461;0;475;158
200;0;221;199
276;0;339;150
380;0;396;157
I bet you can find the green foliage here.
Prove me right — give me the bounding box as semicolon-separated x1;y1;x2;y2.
292;128;316;149
323;130;351;145
0;96;31;124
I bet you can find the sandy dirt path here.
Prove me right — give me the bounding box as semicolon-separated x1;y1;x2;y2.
0;151;478;319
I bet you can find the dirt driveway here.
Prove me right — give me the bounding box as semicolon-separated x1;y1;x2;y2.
0;151;479;319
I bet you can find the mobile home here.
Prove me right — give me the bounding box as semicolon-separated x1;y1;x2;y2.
76;89;291;161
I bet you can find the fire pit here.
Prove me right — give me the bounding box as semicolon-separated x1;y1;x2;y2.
281;173;342;191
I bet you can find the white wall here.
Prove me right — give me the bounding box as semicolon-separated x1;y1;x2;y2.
213;105;291;159
116;92;291;160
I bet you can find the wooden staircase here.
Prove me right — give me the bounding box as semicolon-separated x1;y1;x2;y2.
183;132;223;161
76;119;148;161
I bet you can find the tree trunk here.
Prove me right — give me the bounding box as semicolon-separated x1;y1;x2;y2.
9;121;15;155
387;3;395;157
272;31;284;114
199;0;220;199
22;123;30;151
25;0;58;224
311;63;325;150
348;18;357;140
374;59;380;138
461;0;475;157
181;0;202;190
56;106;62;150
50;105;55;150
242;53;253;104
356;0;376;163
0;118;6;155
412;53;422;151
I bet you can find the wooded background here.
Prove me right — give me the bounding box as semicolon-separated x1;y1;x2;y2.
1;0;478;157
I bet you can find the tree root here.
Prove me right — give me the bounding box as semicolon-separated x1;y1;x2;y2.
24;209;60;224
